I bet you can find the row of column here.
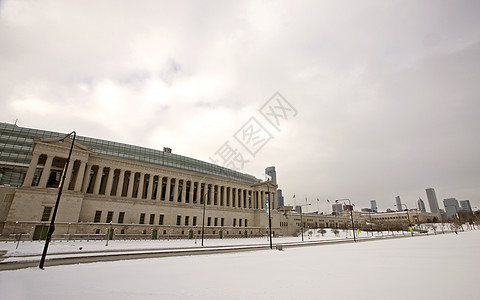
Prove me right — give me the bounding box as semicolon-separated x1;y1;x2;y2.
82;164;275;210
23;153;276;210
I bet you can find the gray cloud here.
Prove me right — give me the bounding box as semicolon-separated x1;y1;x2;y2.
1;0;479;211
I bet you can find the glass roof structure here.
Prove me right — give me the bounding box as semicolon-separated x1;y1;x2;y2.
0;122;259;187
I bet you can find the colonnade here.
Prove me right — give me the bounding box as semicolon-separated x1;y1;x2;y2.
22;151;276;210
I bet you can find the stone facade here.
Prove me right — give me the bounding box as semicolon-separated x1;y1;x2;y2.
1;137;280;239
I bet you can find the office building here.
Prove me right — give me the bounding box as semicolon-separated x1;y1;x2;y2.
395;196;403;211
265;166;277;184
370;200;378;213
425;188;441;215
443;198;460;219
459;200;472;213
417;198;426;212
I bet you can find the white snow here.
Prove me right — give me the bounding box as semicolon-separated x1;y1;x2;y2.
0;229;478;300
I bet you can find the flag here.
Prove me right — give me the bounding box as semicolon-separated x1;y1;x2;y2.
335;200;338;203
293;194;295;199
317;198;319;202
327;199;330;203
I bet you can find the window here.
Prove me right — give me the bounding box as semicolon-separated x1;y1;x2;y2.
159;214;164;225
106;211;114;223
239;219;242;227
185;216;189;226
214;217;218;226
139;213;145;224
94;210;102;223
221;218;224;226
176;215;181;225
207;217;211;226
233;218;236;227
193;216;197;226
149;214;155;225
245;219;248;227
118;212;125;224
41;207;52;222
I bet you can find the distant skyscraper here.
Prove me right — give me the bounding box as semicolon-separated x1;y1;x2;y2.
395;196;403;211
265;166;282;208
332;203;343;215
443;198;460;219
459;200;473;213
277;189;285;208
295;205;302;213
426;188;440;215
417;198;426;212
265;166;277;184
370;200;378;213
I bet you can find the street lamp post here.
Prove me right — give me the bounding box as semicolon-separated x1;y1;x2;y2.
201;192;207;246
396;204;413;237
336;199;356;242
252;182;273;250
106;221;112;246
298;202;311;242
39;131;76;269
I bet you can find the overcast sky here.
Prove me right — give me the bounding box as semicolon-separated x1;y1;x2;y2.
1;0;479;212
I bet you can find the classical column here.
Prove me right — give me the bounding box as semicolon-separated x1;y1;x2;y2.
137;172;145;199
38;155;54;188
93;165;104;194
238;189;243;208
261;191;264;209
63;157;76;191
127;171;136;198
81;163;92;193
146;174;154;200
164;177;171;201
23;152;40;187
189;181;194;203
180;179;186;203
172;178;179;202
74;160;86;192
116;169;125;197
104;167;115;196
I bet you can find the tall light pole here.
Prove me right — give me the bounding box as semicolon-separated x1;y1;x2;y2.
336;199;356;242
298;201;311;242
396;204;413;236
252;182;273;249
39;131;76;269
201;191;208;246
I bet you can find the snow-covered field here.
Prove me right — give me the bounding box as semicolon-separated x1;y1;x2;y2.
2;228;397;258
1;229;478;300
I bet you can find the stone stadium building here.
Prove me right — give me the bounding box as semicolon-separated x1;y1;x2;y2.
0;122;285;240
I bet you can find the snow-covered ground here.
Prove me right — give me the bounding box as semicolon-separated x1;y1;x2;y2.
1;228;395;257
1;229;478;300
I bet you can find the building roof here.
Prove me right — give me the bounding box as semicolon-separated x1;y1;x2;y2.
0;122;259;184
